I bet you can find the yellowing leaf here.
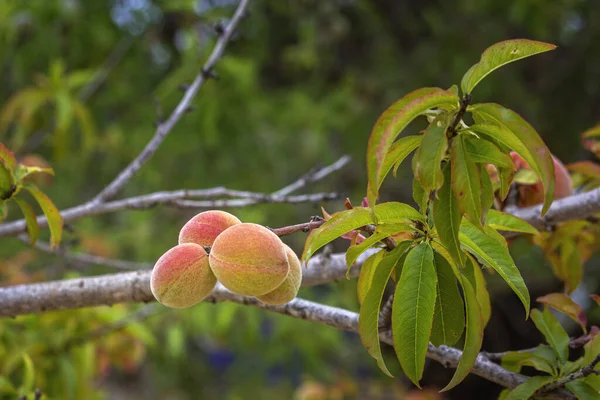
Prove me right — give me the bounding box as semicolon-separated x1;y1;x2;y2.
13;197;40;245
23;183;63;249
486;210;539;236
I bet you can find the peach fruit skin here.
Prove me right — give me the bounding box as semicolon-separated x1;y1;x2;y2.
257;245;302;305
151;243;217;308
209;223;289;296
510;151;574;207
179;210;242;247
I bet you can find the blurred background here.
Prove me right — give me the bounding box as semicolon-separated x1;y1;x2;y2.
0;0;600;398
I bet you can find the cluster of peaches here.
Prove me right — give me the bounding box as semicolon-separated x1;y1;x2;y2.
150;210;302;308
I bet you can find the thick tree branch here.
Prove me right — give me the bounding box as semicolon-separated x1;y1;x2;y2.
92;0;251;203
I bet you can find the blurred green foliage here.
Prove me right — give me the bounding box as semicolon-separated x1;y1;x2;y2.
1;0;600;398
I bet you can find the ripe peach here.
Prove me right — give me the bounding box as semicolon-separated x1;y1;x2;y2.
209;223;289;296
510;151;573;207
179;210;241;247
257;245;302;304
151;243;216;308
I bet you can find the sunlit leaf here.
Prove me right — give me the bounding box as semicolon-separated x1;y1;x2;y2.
460;219;530;315
414;114;449;192
465;137;515;169
470;104;555;215
367;88;459;205
486;209;539;236
433;164;464;267
451;134;482;228
393;243;437;387
537;293;587;333
441;267;483;391
13;197;40;245
346;223;413;267
501;346;557;376
15;164;55;182
23;183;63;249
504;375;556;400
430;251;465;347
531;307;569;364
461;39;556;94
357;252;384;306
303;202;424;261
359;243;411;376
514;168;539;185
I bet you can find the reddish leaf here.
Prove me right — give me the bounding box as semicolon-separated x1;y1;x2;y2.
537;293;587;333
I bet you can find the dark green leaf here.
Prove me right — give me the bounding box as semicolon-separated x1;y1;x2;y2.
430;251;465;346
433;164;464;267
358;243;411;376
470;104;555;215
13;197;40;245
504;375;556;400
461;39;556;94
465;254;492;327
531;307;569;364
412;173;429;214
414;114;449;192
393;243;437;387
486;210;539;236
451;134;482;228
442;267;483;391
460;219;530;315
346;223;413;267
367;88;459;205
480;164;494;223
465;137;515;169
23;183;63;249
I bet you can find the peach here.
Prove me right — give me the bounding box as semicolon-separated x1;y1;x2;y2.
510;151;573;207
179;210;241;247
151;243;216;308
257;245;302;304
209;223;289;296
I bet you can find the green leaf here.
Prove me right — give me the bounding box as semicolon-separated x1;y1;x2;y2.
514;168;540;185
0;376;17;395
0;141;17;170
0;161;13;197
367;88;459;205
486;210;539;236
302;203;424;261
531;307;569;364
465;254;492;327
0;201;7;222
461;39;556;94
20;353;35;394
566;380;600;399
430;251;465;347
412;173;429;214
470;104;555;215
433;164;464;267
13;197;40;245
480;163;494;223
537;293;587;333
498;167;515;200
504;375;556;400
378;135;422;188
414;114;449;192
442;266;483;391
459;219;530;315
501;347;557;376
346;223;413;268
465;137;515;169
15;163;55;182
451;134;483;228
23;183;63;249
392;243;437;387
358;243;411;376
357;252;384;305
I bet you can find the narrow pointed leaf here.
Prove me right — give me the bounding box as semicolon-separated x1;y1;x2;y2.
465;254;492;327
392;243;437;387
13;197;40;245
460;219;530;315
346;223;413;267
367;88;459;204
23;183;63;249
504;375;556;400
430;251;465;346
498;167;515;200
302;202;424;262
461;39;556;94
15;164;55;182
480;163;494;223
465;137;515;169
451;135;482;228
433;164;464;267
442;268;483;391
531;307;569;364
413;174;429;214
501;347;557;376
0;161;13;197
357;251;384;305
359;243;411;376
471;104;555;215
566;381;600;400
537;293;587;334
486;210;539;236
379;135;422;186
414;114;449;192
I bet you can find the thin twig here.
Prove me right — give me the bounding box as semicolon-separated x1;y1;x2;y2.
272;155;351;196
538;353;600;394
92;0;251;203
